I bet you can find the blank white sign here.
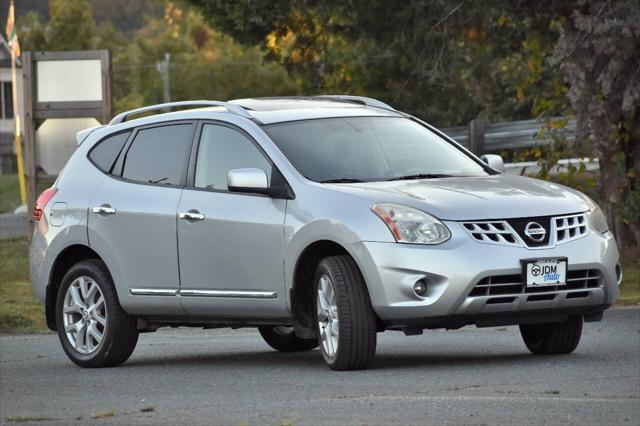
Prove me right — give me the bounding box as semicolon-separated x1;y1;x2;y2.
36;117;101;175
37;60;103;102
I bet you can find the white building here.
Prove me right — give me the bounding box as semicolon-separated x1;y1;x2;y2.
0;35;24;174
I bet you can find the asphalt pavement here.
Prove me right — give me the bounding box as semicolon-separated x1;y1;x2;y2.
1;308;639;425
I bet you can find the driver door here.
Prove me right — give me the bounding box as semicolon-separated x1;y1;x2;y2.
177;122;288;319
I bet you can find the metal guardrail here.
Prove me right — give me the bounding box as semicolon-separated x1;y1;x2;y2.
442;117;576;153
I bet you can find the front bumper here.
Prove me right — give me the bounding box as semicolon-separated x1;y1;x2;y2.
351;222;619;326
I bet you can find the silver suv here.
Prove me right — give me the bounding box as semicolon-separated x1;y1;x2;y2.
30;96;621;370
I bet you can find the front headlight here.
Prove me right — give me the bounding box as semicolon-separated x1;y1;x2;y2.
372;203;451;244
582;195;609;233
590;205;609;233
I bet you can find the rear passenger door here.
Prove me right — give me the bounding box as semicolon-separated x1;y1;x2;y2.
177;122;288;319
88;121;196;316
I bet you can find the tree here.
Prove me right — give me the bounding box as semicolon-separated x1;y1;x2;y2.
118;2;298;112
553;0;640;249
193;1;570;126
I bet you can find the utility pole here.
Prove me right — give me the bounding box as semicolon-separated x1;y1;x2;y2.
156;53;171;104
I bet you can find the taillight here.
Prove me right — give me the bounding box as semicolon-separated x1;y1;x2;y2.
33;188;58;221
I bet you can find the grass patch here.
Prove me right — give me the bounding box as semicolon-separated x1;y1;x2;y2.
0;174;50;214
0;174;22;214
0;237;47;333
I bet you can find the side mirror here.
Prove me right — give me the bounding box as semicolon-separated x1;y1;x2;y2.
481;154;505;173
227;168;269;195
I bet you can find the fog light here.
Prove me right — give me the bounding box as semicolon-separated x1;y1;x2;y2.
414;279;428;297
616;264;623;285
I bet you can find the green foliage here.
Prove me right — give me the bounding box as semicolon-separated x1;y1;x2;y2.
193;1;572;126
119;4;297;111
18;0;299;115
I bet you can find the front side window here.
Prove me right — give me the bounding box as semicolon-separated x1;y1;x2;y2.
122;124;194;185
194;124;272;191
266;117;488;182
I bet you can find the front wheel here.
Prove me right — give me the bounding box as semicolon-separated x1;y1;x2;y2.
55;260;138;368
520;316;583;355
258;326;318;352
315;255;377;370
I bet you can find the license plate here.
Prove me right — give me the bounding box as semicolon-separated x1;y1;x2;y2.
522;258;567;287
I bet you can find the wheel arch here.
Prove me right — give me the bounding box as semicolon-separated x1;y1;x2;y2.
290;239;380;332
45;244;105;331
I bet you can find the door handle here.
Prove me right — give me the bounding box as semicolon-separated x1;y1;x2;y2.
92;205;116;215
179;211;205;221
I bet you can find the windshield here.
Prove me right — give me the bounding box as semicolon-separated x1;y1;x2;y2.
265;117;488;182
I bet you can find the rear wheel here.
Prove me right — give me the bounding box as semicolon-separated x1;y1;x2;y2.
55;260;138;368
520;316;583;355
258;326;318;352
314;255;377;370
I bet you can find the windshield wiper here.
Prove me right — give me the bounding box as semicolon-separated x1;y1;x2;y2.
320;178;365;183
386;173;454;181
148;177;169;184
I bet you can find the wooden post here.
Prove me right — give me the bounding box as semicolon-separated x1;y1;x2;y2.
468;118;487;155
22;52;36;238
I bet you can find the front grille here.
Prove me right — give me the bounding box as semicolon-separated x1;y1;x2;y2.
462;221;520;247
555;213;588;244
463;212;589;248
468;269;602;297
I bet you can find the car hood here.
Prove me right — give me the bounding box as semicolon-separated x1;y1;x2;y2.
327;174;589;220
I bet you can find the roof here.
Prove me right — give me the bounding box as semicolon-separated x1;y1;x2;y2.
106;96;406;129
230;97;404;124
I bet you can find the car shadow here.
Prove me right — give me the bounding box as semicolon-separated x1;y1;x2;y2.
121;347;576;371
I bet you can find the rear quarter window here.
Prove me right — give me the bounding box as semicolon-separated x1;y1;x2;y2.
88;131;131;173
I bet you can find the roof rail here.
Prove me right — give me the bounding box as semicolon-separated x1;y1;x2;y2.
109;100;253;125
317;95;394;110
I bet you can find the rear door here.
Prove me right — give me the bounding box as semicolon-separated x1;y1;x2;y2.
88;122;196;315
177;122;288;318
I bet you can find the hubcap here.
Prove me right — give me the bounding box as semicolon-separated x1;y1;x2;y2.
62;276;107;354
317;274;339;357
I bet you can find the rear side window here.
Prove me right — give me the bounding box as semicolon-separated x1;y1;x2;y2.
89;131;130;173
122;124;194;185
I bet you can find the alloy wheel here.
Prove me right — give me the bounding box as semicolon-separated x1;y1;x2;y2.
317;274;339;357
62;276;107;354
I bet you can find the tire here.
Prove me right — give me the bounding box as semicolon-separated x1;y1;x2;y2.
520;316;583;355
258;326;318;352
314;255;377;370
55;259;138;368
